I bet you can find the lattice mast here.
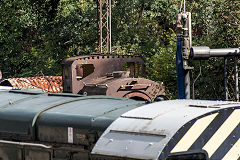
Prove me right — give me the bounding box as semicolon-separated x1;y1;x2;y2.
97;0;111;54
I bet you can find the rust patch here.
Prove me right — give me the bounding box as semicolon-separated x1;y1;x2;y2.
62;55;165;101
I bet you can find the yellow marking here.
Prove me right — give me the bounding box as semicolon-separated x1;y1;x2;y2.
203;109;240;158
171;113;218;153
223;138;240;160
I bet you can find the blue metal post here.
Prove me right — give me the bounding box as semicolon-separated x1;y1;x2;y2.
176;37;185;99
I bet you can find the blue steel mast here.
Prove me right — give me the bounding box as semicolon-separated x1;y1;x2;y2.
176;9;192;99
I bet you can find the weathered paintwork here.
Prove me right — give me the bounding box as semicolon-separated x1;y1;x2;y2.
2;91;240;160
92;100;240;160
62;54;165;101
0;90;145;160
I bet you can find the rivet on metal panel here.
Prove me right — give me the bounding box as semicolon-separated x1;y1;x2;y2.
109;139;113;142
9;100;13;105
149;143;154;146
96;84;108;88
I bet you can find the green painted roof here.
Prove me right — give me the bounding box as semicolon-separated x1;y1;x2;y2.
0;90;145;139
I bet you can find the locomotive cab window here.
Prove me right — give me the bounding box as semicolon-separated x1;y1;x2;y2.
76;64;95;80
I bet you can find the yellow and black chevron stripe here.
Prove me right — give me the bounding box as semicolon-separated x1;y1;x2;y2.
160;107;240;160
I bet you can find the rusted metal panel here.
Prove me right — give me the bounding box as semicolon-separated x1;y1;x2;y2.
0;145;22;160
0;76;62;93
62;55;165;101
0;140;52;160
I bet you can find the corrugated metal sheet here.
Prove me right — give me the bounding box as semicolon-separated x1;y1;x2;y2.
0;76;62;93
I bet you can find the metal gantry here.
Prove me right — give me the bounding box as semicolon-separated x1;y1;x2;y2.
97;0;111;54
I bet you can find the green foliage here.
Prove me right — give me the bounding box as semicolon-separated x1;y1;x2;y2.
0;0;239;99
187;0;240;100
148;30;177;98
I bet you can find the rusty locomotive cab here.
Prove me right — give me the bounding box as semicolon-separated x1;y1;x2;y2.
62;55;166;102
